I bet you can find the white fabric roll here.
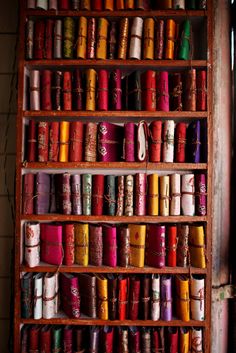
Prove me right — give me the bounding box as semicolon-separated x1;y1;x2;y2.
181;174;195;216
129;17;143;59
163;120;175;163
170;173;181;216
151;274;160;321
191;328;203;352
190;276;205;321
173;0;185;9
25;222;40;268
34;273;43;319
30;70;40;111
137;121;147;162
43;273;57;319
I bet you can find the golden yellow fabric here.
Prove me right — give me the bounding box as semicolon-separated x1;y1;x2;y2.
77;16;87;59
189;225;206;268
118;18;129;60
96;18;109;59
86;69;96;111
176;275;190;322
59;121;70;162
160;175;170;216
97;275;108;320
74;223;89;266
143;18;154;60
165;19;176;60
179;328;190;353
104;0;114;10
81;0;90;10
147;174;159;215
129;224;146;268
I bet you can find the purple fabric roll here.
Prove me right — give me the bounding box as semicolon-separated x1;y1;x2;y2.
61;173;72;215
187;120;201;163
50;174;57;213
124;123;135;162
201;119;207;162
160;275;172;321
35;173;50;214
71;174;82;215
195;174;207;216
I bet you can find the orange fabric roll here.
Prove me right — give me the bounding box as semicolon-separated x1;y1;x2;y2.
165;19;176;60
59;121;70;162
116;0;125;9
104;0;114;10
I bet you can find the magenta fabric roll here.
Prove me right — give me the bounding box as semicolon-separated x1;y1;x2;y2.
135;173;146;216
98;122;123;162
103;225;117;267
98;69;109;111
157;71;169;111
124;123;135;162
63;326;73;353
195;173;207;216
111;69;122;110
41;223;63;265
61;273;80;318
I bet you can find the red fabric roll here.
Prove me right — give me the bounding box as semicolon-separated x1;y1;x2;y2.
149;121;162;162
41;70;52;110
166;225;177;267
98;70;109;111
197;70;207;111
129;276;140;320
175;122;186;163
92;174;104;215
63;71;72;111
27;120;37;162
118;276;128;320
103;327;114;353
44;19;54;59
69;121;84;162
29;326;40;352
34;21;45;59
49;122;59;162
167;327;178;353
73;70;84;111
92;0;103;9
59;0;69;9
38;122;49;162
142;70;156;111
63;223;75;266
22;173;35;215
40;326;51;353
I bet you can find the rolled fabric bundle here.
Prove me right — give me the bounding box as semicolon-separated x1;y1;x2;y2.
195;173;207;216
184;69;197;111
136;0;150;9
160;175;170;216
173;0;185;8
170;173;181;216
40;326;52;353
69;121;83;162
179;328;190;353
129;276;140;320
73;69;84;111
149;121;162;163
34;274;43;319
129;327;141;353
88;327;99;353
143;18;154;59
21;273;33;318
80;0;91;9
152;328;165;353
142;70;156;111
97;70;109;111
117;225;130;267
137;120;148;161
157;71;169;111
160;275;172;321
29;326;40;353
105;0;114;10
175;122;186;162
63;17;75;59
179;20;191;60
82;173;92;215
44;19;54;59
155;20;164;60
110;69;122;110
63;327;73;353
74;223;89;265
116;175;125;216
181;174;195;216
54;20;62;59
77;16;87;59
25;222;40;267
166;328;178;353
60;173;72;215
108;22;117;59
165;19;176;59
177;224;189;267
118;18;129;60
36;0;48;10
135;173;146;216
27;0;36;8
35;172;50;214
187;120;201;163
151;274;160;321
63;223;75;266
30;70;40;110
176;275;190;321
59;121;70;162
96;18;109;59
116;0;125;9
190;276;205;320
104;175;116;216
98;122;123;162
197;70;207;111
189;225;206;268
147;174;159;216
107;275;118;320
49;0;57;9
141;328;151;353
129;17;143;60
26;20;34;60
27;120;37;162
52;71;62;110
59;0;69;9
102;327;114;353
129;224;146;267
84;122;97;162
162;120;174;162
118;275;128;320
75;328;86;353
52;327;62;353
125;0;134;8
124;123;135;162
89;224;103;265
170;73;183;111
124;175;134;216
63;71;72;110
191;328;203;352
118;328;129;353
92;0;102;9
92;174;104;215
71;174;82;215
145;224;165;268
22;173;35;215
43;273;58;319
60;273;80;318
156;0;172;8
97;275;109;320
41;70;52;110
166;225;177;266
198;0;207;8
103;224;117;267
87;18;96;59
38;121;49;162
86;69;96;111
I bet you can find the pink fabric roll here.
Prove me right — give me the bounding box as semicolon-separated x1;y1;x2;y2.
124;123;135;162
98;122;123;162
135;173;146;216
157;71;169;111
103;225;117;267
98;70;109;111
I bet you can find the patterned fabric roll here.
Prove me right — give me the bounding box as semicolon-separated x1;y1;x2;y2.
69;121;83;162
141;275;151;320
64;17;75;59
170;173;181;216
61;273;80;318
98;70;109;111
128;71;142;111
71;174;82;215
73;69;84;110
117;226;130;267
103;225;117;267
40;326;52;353
35;172;50;214
118;275;128;320
135;173;146;216
165;19;176;59
124;175;134;216
173;0;185;8
118;327;129;353
142;70;156;111
191;328;203;353
195;173;207;216
118;18;129;59
157;71;169;111
129;327;141;353
170;73;183;111
187;120;201;163
38;121;49;161
89;224;103;266
84;122;97;162
190;276;205;320
33;273;43;319
77;16;87;59
27;0;36;8
179;328;190;353
189;225;206;268
175;122;186;162
125;0;134;8
176;275;190;321
59;0;69;9
181;174;195;216
43;273;58;319
129;276;140;320
107;274;118;320
63;71;72;110
116;175;124;216
36;0;47;8
87;18;96;59
75;223;89;265
105;0;114;10
146;224;165;268
96;18;109;59
142;328;151;353
41;70;52;110
82;174;92;215
104;175;116;216
179;20;191;60
54;20;62;59
21;273;33;318
197;70;207;111
166;225;177;266
92;174;104;215
147;174;159;216
143;18;154;59
177;224;189;267
155;20;164;59
40;223;64;265
108;22;117;59
129;224;146;267
52;71;62;110
60;173;72;215
137;120;148;161
49;122;59;162
27;120;37;162
149;121;162;163
160;175;170;216
26;20;34;60
129;17;143;60
30;70;40;110
34;21;45;59
151;274;160;321
161;275;172;321
97;275;108;320
22;173;35;215
110;69;122;110
184;69;197;111
162;120;174;162
92;0;102;10
124;123;135;162
86;69;96;111
59;121;70;162
81;0;91;9
116;0;125;9
63;326;73;353
49;0;57;9
25;222;40;268
63;223;75;266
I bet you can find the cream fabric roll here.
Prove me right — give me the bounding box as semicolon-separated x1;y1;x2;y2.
27;0;36;8
125;175;134;216
160;175;170;216
181;174;195;216
34;273;43;320
49;0;58;9
36;0;48;10
191;328;203;352
30;70;40;111
190;276;205;321
54;20;62;59
25;222;40;268
129;17;143;59
173;0;185;9
170;173;181;216
163;120;175;162
151;274;160;321
43;273;58;319
137;121;147;162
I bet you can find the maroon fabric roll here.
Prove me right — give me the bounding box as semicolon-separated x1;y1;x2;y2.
175;122;187;163
129;276;141;320
44;19;54;59
63;71;72;111
142;70;156;111
98;122;123;162
29;326;40;353
73;70;84;111
27;120;37;162
92;174;105;215
197;70;207;111
38;121;49;162
40;326;51;353
130;328;141;353
124;123;135;162
60;173;72;215
93;0;103;10
34;21;45;59
22;173;35;214
49;122;59;162
110;69;122;110
69;121;84;162
59;0;69;9
41;70;52;110
170;73;183;111
98;70;109;111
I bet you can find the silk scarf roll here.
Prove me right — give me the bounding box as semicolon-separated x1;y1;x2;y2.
78;273;97;318
190;276;205;320
22;173;35;215
170;72;183;111
160;275;172;321
124;175;134;216
26;20;34;60
141;275;151;320
92;174;104;215
41;70;52;110
143;18;154;59
102;327;114;353
54;20;62;59
149;121;162;163
49;122;59;162
63;71;72;110
30;70;40;110
103;224;117;267
179;328;190;353
146;224;165;268
63;326;73;353
162;120;174;162
116;175;124;216
117;225;130;267
63;223;75;266
118;18;129;59
71;174;82;215
33;273;43;319
25;222;40;267
64;17;75;59
89;327;99;353
75;328;86;353
59;0;69;10
160;175;170;216
176;275;190;321
96;18;109;59
77;16;87;59
34;20;45;59
97;69;109;111
166;327;178;353
52;327;62;353
69;121;83;162
21;273;33;318
61;273;80;318
41;223;63;265
129;17;143;60
49;0;57;9
40;326;52;353
86;69;96;111
104;175;116;216
166;225;177;266
107;275;118;320
36;0;48;9
74;223;89;266
118;275;128;320
147;174;159;215
128;71;142;111
195;173;207;216
137;121;148;161
73;69;84;110
175;122;186;162
165;19;176;59
129;327;141;353
129;224;146;267
118;328;129;353
141;328;151;353
35;172;50;214
87;18;96;59
181;174;195;216
89;224;103;266
98;122;123;162
184;69;197;111
179;20;191;60
129;276;140;320
60;173;72;215
197;70;207;111
108;21;117;59
82;173;92;215
152;328;165;353
97;275;109;320
43;273;58;319
105;0;114;10
151;274;160;321
191;328;203;353
142;70;156;111
170;173;181;215
157;71;169;111
135;173;146;216
52;71;62;110
38;121;49;162
84;122;97;162
189;225;206;268
187;120;201;163
155;20;164;59
27;120;37;162
177;224;189;267
110;69;122;110
29;326;40;353
124;123;135;162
